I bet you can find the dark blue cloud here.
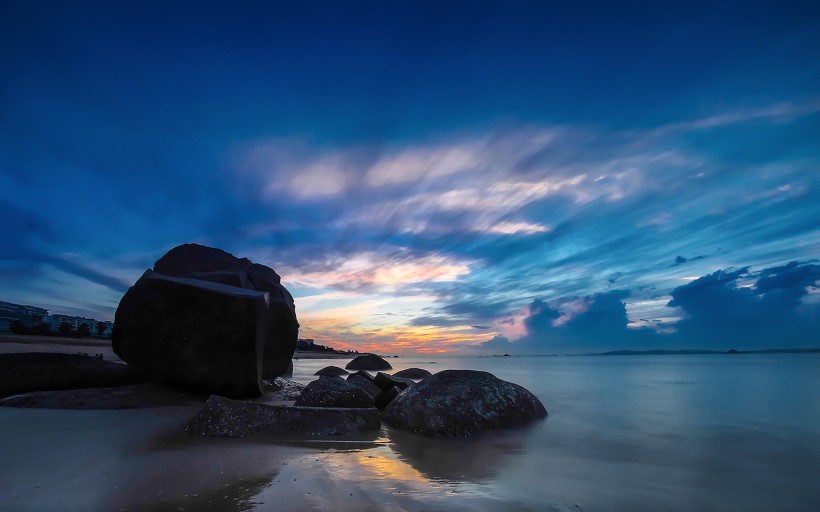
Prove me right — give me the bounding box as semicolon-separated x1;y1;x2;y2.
478;261;819;353
668;261;819;347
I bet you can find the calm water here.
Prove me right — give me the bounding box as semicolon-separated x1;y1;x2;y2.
1;354;819;511
295;354;820;511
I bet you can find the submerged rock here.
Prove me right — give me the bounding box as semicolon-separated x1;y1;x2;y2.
314;366;349;377
374;372;414;391
294;377;374;408
113;243;300;398
382;370;547;437
392;368;433;379
186;395;380;437
0;353;139;398
345;354;392;371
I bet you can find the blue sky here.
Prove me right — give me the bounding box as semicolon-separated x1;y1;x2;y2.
1;1;818;353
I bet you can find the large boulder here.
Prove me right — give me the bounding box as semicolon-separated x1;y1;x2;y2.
294;377;374;408
113;244;299;398
0;353;139;398
345;354;392;371
186;395;380;437
393;368;432;379
382;370;547;438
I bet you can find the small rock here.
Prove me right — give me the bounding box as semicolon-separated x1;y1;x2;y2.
314;366;349;377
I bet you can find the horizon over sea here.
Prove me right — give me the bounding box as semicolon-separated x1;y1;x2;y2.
288;352;820;511
2;352;819;511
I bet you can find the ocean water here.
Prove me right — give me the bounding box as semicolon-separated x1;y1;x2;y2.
1;354;819;511
294;354;820;511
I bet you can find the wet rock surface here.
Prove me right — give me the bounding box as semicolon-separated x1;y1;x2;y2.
345;354;393;371
0;352;139;398
393;367;433;379
382;370;547;437
294;377;374;408
186;395;380;437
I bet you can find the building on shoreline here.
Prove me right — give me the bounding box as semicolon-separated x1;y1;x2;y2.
0;300;112;337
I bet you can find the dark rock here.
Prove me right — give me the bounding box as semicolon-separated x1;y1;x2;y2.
349;369;375;382
382;370;547;437
0;383;201;409
727;349;740;354
0;353;139;398
112;270;268;398
374;386;401;409
186;395;381;437
294;377;374;408
262;377;305;400
315;366;349;377
345;354;393;371
374;372;414;391
393;368;433;379
346;374;381;399
114;243;299;387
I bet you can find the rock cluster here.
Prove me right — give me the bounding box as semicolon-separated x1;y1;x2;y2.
112;243;299;398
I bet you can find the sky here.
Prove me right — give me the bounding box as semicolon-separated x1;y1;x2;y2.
1;1;818;354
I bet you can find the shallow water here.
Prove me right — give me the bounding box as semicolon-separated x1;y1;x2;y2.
1;354;819;511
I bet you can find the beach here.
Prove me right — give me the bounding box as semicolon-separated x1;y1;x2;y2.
2;337;820;511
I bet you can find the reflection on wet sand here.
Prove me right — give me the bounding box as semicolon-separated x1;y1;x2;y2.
387;426;532;482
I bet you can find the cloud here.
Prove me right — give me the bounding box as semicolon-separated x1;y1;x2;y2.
671;254;706;266
667;261;820;347
476;261;819;353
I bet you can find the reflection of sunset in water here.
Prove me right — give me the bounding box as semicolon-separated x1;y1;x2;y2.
321;447;430;486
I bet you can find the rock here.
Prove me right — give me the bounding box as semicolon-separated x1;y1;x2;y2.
0;383;201;409
374;386;401;409
114;243;299;390
315;366;349;377
349;369;375;382
294;377;374;408
393;368;433;379
0;353;139;398
186;395;381;437
346;373;381;399
345;354;393;371
374;372;414;391
112;270;269;398
262;377;305;400
382;370;547;437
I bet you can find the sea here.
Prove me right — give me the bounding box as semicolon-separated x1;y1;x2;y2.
1;353;819;511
